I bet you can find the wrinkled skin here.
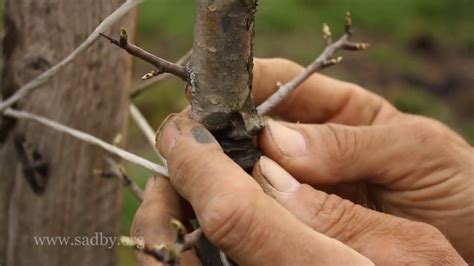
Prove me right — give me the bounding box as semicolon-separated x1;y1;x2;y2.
131;58;472;265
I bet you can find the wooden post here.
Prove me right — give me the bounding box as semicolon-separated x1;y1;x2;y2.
0;1;135;265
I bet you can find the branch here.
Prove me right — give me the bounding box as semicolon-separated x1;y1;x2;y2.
120;226;203;265
0;0;143;112
120;236;171;262
95;157;144;201
219;251;232;266
182;228;203;252
100;30;188;81
3;108;168;177
130;49;192;98
257;12;369;115
129;104;166;166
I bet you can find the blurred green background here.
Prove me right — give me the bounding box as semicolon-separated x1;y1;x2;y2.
122;0;473;264
1;0;472;265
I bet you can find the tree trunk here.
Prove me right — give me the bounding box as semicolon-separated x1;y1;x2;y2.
0;1;135;265
189;0;262;172
189;0;261;265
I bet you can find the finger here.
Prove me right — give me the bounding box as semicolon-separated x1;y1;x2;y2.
253;157;466;265
131;176;200;266
252;155;370;206
252;58;399;125
156;115;373;265
258;118;465;188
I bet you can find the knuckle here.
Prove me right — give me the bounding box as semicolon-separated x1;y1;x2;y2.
412;119;444;143
199;189;259;252
271;57;298;68
167;144;221;195
346;83;366;96
406;116;471;167
408;117;455;146
310;193;359;241
168;151;198;191
396;221;463;264
401;221;447;244
320;124;360;170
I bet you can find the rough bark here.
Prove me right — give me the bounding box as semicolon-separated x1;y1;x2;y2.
188;1;261;265
0;1;135;265
189;0;263;171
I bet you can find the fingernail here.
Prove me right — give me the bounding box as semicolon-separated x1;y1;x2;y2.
157;115;180;157
267;120;307;157
259;156;300;193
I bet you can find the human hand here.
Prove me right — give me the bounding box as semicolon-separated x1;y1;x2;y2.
138;114;373;265
252;58;474;262
252;156;465;265
131;174;201;266
133;112;464;265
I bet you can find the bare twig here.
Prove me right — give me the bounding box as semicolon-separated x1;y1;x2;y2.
171;219;203;253
96;157;144;201
182;228;203;252
4;108;168;177
120;227;203;265
220;251;232;266
129;104;166;166
120;236;170;262
0;0;143;112
130;50;192;98
257;12;369;115
100;31;188;81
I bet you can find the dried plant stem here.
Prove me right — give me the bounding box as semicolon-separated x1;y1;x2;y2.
182;228;203;252
4;108;168;177
256;35;348;115
129;104;166;166
123;174;145;201
120;228;203;265
257;13;368;115
219;251;232;266
100;32;188;81
0;0;143;112
100;157;144;201
131;49;192;98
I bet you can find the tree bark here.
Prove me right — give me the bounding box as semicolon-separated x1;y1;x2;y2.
189;1;261;265
189;0;262;171
0;1;135;265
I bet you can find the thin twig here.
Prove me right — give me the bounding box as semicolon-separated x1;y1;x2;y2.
100;31;188;81
257;12;369;115
120;236;169;262
171;219;202;253
97;157;144;201
220;251;232;266
0;0;144;112
129;104;166;166
130;50;192;98
4;108;168;177
182;228;203;252
120;228;203;265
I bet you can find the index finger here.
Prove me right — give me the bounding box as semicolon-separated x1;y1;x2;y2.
131;176;200;266
252;58;398;125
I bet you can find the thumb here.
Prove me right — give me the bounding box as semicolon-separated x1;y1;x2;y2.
253;156;465;265
258;119;459;188
156;115;373;266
